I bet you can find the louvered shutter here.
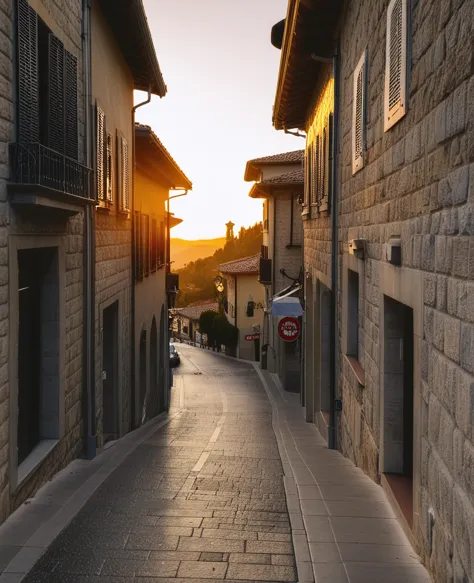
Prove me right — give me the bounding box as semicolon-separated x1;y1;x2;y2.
121;137;130;211
96;105;106;201
384;0;408;131
142;215;150;276
106;133;113;203
352;51;367;174
311;139;318;206
134;211;142;279
65;50;78;159
17;0;39;143
303;149;309;208
159;220;166;266
48;34;65;153
151;219;157;270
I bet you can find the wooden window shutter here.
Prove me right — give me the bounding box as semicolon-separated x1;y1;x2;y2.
142;215;150;276
48;34;65;154
106;133;113;203
303;149;309;208
352;50;367;174
384;0;408;131
151;218;157;270
311;139;318;206
64;50;78;159
159;220;166;267
96;105;106;201
134;211;142;280
121;136;130;211
17;0;39;143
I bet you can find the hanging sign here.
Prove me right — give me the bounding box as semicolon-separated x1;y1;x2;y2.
245;334;260;341
278;317;301;342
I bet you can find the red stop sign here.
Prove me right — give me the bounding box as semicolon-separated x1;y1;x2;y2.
278;317;301;342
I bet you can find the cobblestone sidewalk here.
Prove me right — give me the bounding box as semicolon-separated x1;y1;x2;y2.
20;347;298;582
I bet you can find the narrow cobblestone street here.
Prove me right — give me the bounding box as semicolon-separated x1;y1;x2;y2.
23;346;296;582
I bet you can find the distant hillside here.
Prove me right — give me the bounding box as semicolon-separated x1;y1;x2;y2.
171;237;226;270
176;223;263;308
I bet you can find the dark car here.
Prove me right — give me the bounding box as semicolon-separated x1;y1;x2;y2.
170;344;180;367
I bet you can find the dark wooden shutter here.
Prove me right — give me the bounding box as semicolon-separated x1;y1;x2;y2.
151;219;157;270
121;137;130;211
326;113;334;214
17;0;39;143
64;50;78;159
48;34;64;153
96;105;106;201
106;133;113;202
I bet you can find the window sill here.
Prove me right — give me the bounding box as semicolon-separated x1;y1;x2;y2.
16;439;60;491
97;201;112;212
344;354;365;387
118;209;131;218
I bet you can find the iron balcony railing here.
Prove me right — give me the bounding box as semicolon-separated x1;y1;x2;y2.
9;142;93;199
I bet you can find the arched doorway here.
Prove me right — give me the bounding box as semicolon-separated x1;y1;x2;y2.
149;317;158;418
139;328;147;425
158;305;166;413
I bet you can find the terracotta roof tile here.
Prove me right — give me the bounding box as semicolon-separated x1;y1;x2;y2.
261;168;304;185
218;254;260;275
176;301;219;321
247;150;304;165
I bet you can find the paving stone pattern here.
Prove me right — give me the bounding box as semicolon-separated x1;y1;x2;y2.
23;348;296;582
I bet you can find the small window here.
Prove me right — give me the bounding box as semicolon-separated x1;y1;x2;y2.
384;0;408;131
347;270;360;359
352;50;367;174
106;132;113;203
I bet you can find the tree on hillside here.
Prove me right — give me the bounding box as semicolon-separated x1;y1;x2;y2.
176;222;262;307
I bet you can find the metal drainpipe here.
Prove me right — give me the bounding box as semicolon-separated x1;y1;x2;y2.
328;42;341;450
131;87;152;430
82;0;96;460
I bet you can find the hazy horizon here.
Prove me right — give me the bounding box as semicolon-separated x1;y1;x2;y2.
134;0;300;240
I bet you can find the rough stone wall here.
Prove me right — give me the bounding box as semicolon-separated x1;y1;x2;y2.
0;0;13;523
336;0;474;581
0;0;86;523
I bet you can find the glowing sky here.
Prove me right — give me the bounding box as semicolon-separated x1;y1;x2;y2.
134;0;300;240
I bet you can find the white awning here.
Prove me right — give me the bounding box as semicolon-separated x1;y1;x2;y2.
271;286;303;317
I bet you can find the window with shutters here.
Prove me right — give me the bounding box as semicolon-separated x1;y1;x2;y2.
303;149;310;210
141;214;150;276
96;105;106;202
151;219;157;272
17;1;78;157
134;211;143;280
158;220;166;268
384;0;408;131
106;133;113;203
310;138;318;206
352;50;367;174
120;136;131;212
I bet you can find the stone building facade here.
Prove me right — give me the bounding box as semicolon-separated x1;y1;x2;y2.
272;0;474;580
244;152;304;391
1;0;89;522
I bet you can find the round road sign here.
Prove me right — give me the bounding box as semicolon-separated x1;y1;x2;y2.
278;317;301;342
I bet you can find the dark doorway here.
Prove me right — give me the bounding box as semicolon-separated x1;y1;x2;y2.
18;247;59;465
320;285;331;416
158;305;166;413
139;329;147;425
103;301;119;443
254;337;260;362
383;296;414;528
149;318;158;418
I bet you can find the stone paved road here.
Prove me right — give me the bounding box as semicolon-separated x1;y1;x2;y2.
24;346;296;583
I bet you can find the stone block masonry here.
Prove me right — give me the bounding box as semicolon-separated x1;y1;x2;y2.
300;0;474;581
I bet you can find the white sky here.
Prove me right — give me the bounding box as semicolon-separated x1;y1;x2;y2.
134;0;300;240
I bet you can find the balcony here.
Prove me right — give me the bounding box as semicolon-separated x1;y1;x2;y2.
259;257;272;285
8;142;94;214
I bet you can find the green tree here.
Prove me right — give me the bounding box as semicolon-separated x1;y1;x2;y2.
199;310;218;347
212;315;238;348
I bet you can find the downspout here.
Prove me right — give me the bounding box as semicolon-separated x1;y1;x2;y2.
328;42;341;450
82;0;96;460
131;86;152;429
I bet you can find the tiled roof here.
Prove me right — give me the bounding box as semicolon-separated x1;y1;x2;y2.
247;150;304;165
218;254;260;275
261;168;304;185
176;301;219;321
135;124;192;189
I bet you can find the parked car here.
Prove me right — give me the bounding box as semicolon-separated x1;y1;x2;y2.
169;344;180;367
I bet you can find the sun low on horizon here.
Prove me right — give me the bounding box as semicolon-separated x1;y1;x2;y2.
134;0;300;241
